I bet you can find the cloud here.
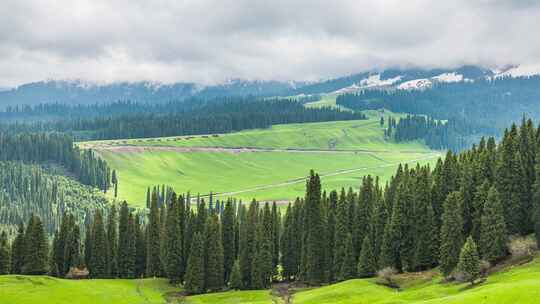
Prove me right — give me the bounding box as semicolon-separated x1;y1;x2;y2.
0;0;540;86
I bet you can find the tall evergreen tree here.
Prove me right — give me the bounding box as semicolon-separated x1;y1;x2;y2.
146;192;161;277
222;199;235;282
89;210;108;278
107;205;118;277
204;215;224;291
338;233;356;280
0;231;10;274
333;188;349;279
118;201;134;278
439;192;464;278
357;234;376;278
479;187;508;263
229;259;243;290
10;222;25;274
23;215;49;275
185;232;205;294
304;171;326;284
165;194;184;283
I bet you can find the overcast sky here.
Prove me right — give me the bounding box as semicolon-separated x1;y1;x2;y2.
1;0;540;87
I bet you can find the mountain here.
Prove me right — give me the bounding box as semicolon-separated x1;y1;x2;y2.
1;64;539;108
0;79;300;108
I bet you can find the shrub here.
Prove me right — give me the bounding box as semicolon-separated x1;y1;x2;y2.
508;236;537;261
376;267;398;288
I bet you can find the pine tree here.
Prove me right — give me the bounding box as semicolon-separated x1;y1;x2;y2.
222;199;235;282
204;215;224;291
146;192;161;277
10;222;25;274
338;233;356;281
89;210;108;278
239;199;258;288
479;187;508;263
532;159;540;247
439;192;464;278
135;215;147;278
333;188;349;279
185;232;205;294
165;194;184;283
64;225;82;272
118;201;134;278
456;237;481;284
380;185;406;271
304;171;326;284
23;215;49;275
357;234;376;278
413;168;437;270
281;204;295;280
0;231;10;274
229;259;243;289
112;169;118;198
471;181;490;243
107;205;118;277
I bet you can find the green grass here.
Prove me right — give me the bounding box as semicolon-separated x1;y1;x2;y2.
0;276;178;304
187;290;274;304
81;114;440;207
293;257;540;304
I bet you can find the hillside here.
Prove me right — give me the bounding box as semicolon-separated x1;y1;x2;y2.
3;254;538;304
82;114;440;206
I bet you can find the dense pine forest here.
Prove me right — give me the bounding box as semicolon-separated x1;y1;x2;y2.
1;118;539;294
0;98;365;140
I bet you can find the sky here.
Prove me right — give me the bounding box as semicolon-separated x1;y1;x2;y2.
1;0;540;87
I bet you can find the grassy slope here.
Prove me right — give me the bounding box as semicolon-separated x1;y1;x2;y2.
84;110;440;206
294;258;540;304
0;276;177;304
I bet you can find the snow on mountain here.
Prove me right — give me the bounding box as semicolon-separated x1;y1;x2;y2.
432;72;464;83
332;74;402;94
495;64;540;78
397;78;432;90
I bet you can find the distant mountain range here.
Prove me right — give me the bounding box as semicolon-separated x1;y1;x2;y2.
1;64;539;108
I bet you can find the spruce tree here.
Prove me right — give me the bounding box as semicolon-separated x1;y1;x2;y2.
304;171;326;284
222;199;235;282
204;215;224;291
23;215;49;275
185;232;205;294
64;225;82;271
456;237;481;284
357;234;376;278
117;201;132;278
146;192;161;277
471;181;490;243
135;215;147;278
229;259;243;289
413;168;437;270
338;234;356;281
107;205;118;277
532;159;540;247
89;210;108;278
333;188;349;279
380;185;406;271
479;187;508;263
10;222;25;274
165;195;184;283
0;231;10;274
439;192;464;278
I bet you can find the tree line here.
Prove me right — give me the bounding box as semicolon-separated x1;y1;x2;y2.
0;132;112;191
2;118;540;292
0;98;365;141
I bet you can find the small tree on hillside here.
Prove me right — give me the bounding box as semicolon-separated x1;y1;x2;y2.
456;237;481;285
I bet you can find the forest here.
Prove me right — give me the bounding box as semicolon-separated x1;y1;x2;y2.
1;117;539;294
0;98;365;140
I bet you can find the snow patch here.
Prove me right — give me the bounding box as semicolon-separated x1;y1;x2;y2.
397;78;432;90
359;74;402;88
432;72;463;83
496;64;540;78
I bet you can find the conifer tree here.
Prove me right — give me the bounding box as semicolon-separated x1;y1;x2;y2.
185;232;205;294
107;205;118;277
10;222;25;274
135;215;147;277
146;192;161;277
304;171;326;284
457;236;481;284
165;194;184;283
0;231;10;274
413;168;437;270
471;181;490;243
357;234;376;278
222;199;235;282
64;225;82;271
280;204;295;280
532;159;540;247
239;199;258;288
271;202;280;273
229;259;243;289
23;215;49;275
89;210;108;278
338;233;356;281
380;185;406;271
480;187;508;263
439;192;464;278
204;215;224;291
84;222;93;268
333;188;349;278
117;201;132;278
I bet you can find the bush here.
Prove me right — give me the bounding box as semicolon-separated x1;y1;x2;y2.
376;267;398;288
508;236;537;261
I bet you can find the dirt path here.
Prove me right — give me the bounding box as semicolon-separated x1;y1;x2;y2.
88;144;435;155
271;282;294;304
193;153;440;200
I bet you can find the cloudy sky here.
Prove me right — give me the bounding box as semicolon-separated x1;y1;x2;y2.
1;0;539;87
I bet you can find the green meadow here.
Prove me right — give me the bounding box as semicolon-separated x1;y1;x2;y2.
5;255;536;304
83;114;440;207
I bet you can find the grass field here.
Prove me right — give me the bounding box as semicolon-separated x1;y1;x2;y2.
79;111;440;206
2;256;539;303
0;276;177;304
81;113;441;207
